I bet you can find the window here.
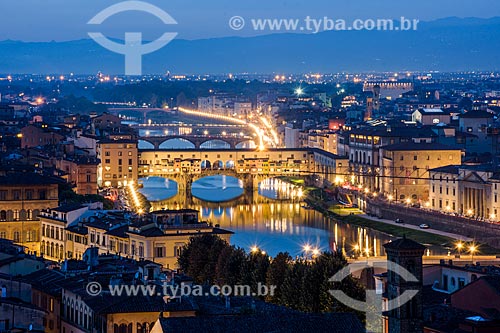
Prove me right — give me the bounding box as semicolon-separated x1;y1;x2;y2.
13;190;20;200
13;231;20;242
128;151;132;156
128;159;133;165
26;190;33;200
174;245;183;257
154;246;165;257
400;156;404;161
118;151;122;156
105;159;110;164
118;159;122;165
105;151;110;156
413;155;417;160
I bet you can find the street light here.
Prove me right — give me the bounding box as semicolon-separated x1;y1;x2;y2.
455;241;463;256
353;244;360;257
303;244;311;259
469;245;478;264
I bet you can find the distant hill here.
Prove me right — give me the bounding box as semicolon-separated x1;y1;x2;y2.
1;17;499;74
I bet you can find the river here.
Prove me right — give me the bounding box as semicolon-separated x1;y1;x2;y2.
137;176;448;258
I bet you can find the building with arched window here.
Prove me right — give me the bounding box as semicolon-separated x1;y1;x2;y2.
0;172;60;255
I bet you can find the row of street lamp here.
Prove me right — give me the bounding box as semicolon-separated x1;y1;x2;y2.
250;244;320;259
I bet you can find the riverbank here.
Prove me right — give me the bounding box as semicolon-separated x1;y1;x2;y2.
304;188;500;255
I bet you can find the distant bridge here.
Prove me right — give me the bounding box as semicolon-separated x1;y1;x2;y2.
138;135;255;149
131;123;247;130
109;107;171;120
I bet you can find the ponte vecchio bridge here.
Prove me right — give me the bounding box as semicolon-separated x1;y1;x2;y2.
138;148;348;189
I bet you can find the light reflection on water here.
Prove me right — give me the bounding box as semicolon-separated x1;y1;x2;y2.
140;176;445;257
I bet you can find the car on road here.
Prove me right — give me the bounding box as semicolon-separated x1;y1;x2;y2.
419;224;430;229
395;218;404;224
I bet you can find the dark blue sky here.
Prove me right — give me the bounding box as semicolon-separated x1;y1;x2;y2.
1;0;499;41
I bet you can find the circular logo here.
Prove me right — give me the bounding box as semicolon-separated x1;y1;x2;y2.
229;16;245;31
86;282;102;296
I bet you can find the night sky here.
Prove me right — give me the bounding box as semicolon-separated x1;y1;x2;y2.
1;0;499;41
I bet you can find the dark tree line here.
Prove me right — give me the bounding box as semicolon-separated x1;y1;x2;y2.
178;234;365;314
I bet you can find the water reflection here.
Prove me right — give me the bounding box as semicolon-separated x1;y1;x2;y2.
191;175;244;202
259;178;303;200
142;177;445;257
138;177;178;201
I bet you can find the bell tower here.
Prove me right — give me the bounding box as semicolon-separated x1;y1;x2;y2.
383;236;425;333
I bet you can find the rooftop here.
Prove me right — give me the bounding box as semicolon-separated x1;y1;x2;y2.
380;142;462;151
460;110;494;119
0;172;64;186
419;108;446;114
383;237;427;251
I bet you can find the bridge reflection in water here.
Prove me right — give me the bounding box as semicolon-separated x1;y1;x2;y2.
141;177;448;258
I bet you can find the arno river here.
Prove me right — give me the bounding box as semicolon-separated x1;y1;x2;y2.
133;116;445;257
138;175;447;258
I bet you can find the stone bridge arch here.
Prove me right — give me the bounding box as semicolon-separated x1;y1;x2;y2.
138;135;254;149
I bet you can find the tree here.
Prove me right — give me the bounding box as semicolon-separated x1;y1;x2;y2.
265;252;292;302
215;246;247;286
178;234;229;284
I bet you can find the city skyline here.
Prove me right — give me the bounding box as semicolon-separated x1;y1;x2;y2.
1;2;500;332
